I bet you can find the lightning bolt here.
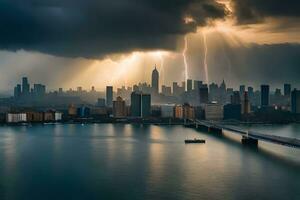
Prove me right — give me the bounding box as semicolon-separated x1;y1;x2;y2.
202;32;209;84
182;35;189;82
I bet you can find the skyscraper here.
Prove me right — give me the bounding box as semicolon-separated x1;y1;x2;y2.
291;89;300;113
239;85;245;98
187;79;192;92
106;86;113;107
284;84;291;97
242;91;250;114
151;66;159;94
231;91;241;104
113;96;126;117
33;84;46;98
261;85;270;107
199;85;209;104
130;92;151;118
14;84;21;98
22;77;30;96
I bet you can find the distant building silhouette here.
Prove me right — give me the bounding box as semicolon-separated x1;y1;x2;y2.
291;89;300;113
113;96;126;118
231;91;241;104
106;86;113;107
199;85;209;104
22;77;30;96
284;84;291;97
239;85;245;99
261;85;270;107
242;91;250;114
151;65;159;94
187;79;192;92
14;84;21;98
97;98;106;107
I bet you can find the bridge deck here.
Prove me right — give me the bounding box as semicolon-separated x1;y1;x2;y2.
195;120;300;149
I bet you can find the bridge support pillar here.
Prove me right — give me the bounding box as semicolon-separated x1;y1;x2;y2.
197;125;209;132
241;136;258;147
208;127;223;135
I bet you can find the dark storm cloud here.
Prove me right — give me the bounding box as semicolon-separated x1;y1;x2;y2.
0;0;227;58
227;43;300;88
232;0;300;24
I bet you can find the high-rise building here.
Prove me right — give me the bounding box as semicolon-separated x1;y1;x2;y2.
174;105;183;119
14;84;21;98
204;103;223;121
194;80;203;91
239;85;245;98
106;86;113;107
284;84;291;97
162;85;172;96
130;92;151;118
172;82;178;95
151;66;159;94
199;85;209;104
33;84;46;97
187;79;193;92
182;103;195;120
261;85;270;107
291;89;300;113
242;91;250;114
22;77;30;96
97;98;106;107
231;91;241;104
113;96;126;117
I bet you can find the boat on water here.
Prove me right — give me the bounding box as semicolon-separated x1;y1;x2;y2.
184;138;206;144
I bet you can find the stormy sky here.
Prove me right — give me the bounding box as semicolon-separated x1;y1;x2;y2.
0;0;299;92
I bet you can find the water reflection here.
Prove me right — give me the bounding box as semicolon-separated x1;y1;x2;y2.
0;124;298;200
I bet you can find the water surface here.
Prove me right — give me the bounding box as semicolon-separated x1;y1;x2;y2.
0;124;299;200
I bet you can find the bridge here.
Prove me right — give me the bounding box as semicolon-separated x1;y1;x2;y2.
191;120;300;149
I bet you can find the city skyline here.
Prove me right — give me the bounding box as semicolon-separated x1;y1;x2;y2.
0;0;299;92
0;1;299;199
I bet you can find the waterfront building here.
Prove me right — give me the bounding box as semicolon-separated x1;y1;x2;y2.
130;92;151;118
6;113;27;123
77;106;91;118
174;105;183;119
223;104;241;120
68;104;77;116
182;103;195;120
113;96;126;118
204;103;223;121
26;112;44;122
161;104;175;118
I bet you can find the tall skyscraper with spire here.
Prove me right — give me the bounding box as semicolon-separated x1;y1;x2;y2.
151;65;159;94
